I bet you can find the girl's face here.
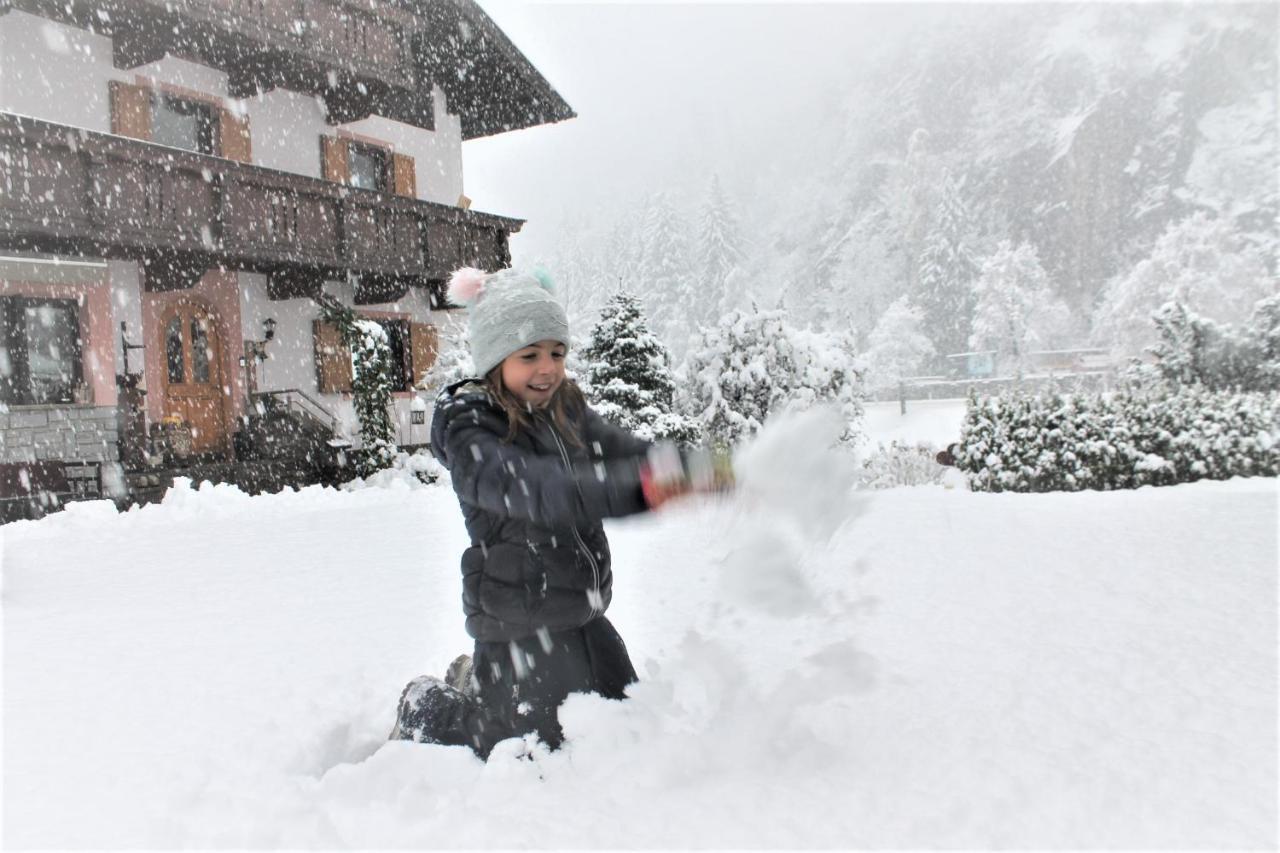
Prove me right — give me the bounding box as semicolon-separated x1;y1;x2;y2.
500;339;567;408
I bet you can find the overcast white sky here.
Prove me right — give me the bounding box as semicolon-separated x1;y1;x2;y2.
462;1;924;260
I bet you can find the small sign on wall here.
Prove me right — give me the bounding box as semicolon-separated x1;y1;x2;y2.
410;410;426;425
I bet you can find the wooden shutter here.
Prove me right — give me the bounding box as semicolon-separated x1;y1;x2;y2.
409;322;439;387
391;152;417;198
321;136;350;184
109;80;153;141
313;320;353;393
219;107;252;163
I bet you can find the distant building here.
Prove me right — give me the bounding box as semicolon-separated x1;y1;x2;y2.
943;348;1112;380
944;351;998;380
0;0;573;518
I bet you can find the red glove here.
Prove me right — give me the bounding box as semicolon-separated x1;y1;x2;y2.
640;442;689;509
639;443;735;509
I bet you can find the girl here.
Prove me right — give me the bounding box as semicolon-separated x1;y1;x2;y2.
391;266;716;759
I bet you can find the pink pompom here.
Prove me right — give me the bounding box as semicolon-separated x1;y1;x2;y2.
447;267;488;306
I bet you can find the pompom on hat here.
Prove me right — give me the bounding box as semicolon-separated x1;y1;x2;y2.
447;266;570;377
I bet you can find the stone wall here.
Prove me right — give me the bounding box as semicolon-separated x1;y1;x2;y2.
0;406;121;465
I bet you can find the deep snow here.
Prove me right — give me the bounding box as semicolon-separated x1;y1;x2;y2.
2;409;1276;849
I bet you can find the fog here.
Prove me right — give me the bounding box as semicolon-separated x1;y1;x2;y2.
461;1;1276;367
464;1;917;259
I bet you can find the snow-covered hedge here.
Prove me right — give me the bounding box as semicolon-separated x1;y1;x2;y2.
956;386;1280;492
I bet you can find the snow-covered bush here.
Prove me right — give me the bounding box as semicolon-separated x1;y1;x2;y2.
857;441;948;489
341;448;445;491
956;386;1280;492
683;304;865;447
580;293;700;444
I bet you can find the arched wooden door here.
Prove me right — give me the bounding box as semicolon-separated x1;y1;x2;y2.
159;301;229;454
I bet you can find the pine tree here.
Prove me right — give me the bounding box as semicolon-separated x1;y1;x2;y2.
638;192;697;356
580;293;699;444
697;174;745;320
915;172;978;361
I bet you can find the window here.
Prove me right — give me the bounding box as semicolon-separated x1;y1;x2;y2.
165;314;185;383
152;94;219;155
348;141;388;191
0;297;83;405
313;318;436;395
374;318;412;392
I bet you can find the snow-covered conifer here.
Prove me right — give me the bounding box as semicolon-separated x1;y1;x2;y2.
638;192;698;356
697;174;745;318
915;173;978;360
581;293;699;444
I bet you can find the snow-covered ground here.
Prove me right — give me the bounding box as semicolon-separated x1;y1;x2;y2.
2;410;1276;849
860;397;967;448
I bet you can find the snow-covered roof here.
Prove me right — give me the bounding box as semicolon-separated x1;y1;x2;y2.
410;0;576;140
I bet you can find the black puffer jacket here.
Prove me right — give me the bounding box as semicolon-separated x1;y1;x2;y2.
430;380;652;642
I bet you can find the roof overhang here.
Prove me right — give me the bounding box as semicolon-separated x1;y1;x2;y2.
413;0;576;140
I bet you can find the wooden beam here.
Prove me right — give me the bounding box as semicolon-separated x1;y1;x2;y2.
322;86;376;125
353;273;409;305
267;268;327;301
141;253;207;292
112;30;169;70
227;55;287;100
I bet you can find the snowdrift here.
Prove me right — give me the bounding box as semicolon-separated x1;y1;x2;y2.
2;411;1276;849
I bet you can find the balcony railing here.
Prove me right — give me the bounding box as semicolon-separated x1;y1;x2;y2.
0;113;519;294
5;0;429;128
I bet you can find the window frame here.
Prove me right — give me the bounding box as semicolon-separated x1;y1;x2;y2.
0;296;84;407
347;140;389;192
151;92;221;156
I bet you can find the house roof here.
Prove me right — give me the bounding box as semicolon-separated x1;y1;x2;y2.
409;0;576;140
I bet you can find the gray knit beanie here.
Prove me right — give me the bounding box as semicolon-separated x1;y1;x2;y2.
446;266;570;377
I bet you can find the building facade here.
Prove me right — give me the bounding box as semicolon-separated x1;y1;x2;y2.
0;0;573;517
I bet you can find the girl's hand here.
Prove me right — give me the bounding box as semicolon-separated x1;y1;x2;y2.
639;444;735;509
640;442;689;509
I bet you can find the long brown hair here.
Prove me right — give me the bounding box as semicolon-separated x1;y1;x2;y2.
484;367;587;448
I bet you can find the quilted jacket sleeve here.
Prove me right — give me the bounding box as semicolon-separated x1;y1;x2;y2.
581;406;653;460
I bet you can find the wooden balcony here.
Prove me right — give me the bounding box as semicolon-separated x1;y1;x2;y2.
0;113;519;296
4;0;432;129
